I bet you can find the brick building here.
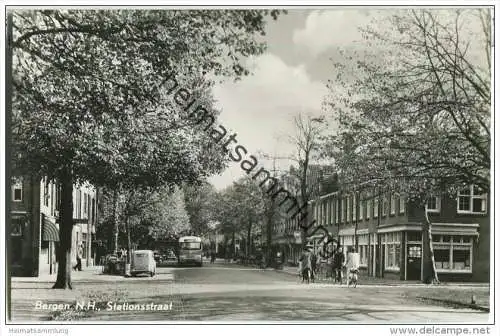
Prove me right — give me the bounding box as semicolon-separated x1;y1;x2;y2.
9;177;98;277
307;184;489;282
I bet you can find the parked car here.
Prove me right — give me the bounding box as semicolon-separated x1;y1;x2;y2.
103;254;122;275
130;250;156;277
163;250;178;266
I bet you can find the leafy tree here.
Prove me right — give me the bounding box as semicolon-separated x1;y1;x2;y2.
287;114;327;246
322;9;491;283
147;187;191;240
9;9;284;288
182;181;218;236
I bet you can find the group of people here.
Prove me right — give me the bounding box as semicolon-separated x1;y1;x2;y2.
299;245;359;285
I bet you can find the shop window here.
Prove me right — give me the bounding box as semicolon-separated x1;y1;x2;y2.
432;235;442;243
407;231;422;242
434;247;450;269
453;249;471;270
433;236;473;272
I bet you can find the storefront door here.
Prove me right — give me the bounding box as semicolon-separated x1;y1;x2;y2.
407;244;422;280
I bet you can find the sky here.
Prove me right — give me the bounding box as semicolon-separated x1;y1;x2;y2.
208;8;490;190
208;9;378;189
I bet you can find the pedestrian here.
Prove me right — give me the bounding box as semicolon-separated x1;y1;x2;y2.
332;246;345;284
299;247;312;283
73;244;83;271
310;250;318;282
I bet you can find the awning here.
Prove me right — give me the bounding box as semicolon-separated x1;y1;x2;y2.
42;216;59;242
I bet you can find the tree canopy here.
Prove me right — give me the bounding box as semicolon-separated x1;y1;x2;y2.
11;9;284;188
322;9;491;199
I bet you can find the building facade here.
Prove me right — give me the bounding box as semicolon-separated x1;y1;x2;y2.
10;176;98;277
308;185;489;282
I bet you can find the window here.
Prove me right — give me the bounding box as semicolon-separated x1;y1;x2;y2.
360;245;368;266
390;194;396;215
76;190;82;218
12;179;23;202
366;199;371;219
374;198;379;218
399;195;405;214
44;179;49;207
341;198;346;223
384;232;401;270
427;196;441;213
457;185;487;214
11;216;24;236
352;194;356;221
382;196;388;217
347;196;351;222
407;231;422;242
359;200;364;220
433;236;473;272
83;193;88;216
336;199;340;224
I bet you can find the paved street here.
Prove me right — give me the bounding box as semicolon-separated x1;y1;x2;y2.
9;261;489;322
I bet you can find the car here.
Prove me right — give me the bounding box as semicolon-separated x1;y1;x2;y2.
163;250;178;266
130;250;156;277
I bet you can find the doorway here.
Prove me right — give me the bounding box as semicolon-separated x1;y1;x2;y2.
407;244;422;280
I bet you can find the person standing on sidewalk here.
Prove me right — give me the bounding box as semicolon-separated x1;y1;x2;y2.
333;246;345;284
299;247;312;283
74;244;83;271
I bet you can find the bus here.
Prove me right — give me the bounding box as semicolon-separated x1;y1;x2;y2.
178;236;203;266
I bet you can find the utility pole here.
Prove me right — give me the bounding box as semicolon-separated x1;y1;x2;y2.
260;152;290;266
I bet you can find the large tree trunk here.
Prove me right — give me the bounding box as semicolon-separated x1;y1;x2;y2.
113;188;119;254
246;219;252;259
126;216;131;264
52;167;73;289
231;230;235;258
423;204;440;284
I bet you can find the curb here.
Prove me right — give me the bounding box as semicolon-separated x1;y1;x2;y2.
416;297;490;312
273;269;490;288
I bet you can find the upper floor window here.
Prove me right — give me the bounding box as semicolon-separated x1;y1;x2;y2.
399;195;405;214
43;179;49;207
457;185;487;214
12;179;23;202
359;199;363;220
374;198;379;218
427;196;441;213
390;194;396;215
382;196;388;217
336;199;340;224
366;199;371;219
347;196;351;222
341;198;346;223
83;193;88;216
352;194;356;221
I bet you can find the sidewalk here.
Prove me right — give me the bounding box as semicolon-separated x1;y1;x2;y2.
276;265;490;288
11;265;174;283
